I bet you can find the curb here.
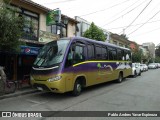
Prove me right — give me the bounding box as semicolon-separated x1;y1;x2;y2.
0;89;39;100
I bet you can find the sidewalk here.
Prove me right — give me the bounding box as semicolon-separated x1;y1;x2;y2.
0;87;39;100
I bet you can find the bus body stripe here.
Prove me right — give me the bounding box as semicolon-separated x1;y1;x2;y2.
73;60;131;67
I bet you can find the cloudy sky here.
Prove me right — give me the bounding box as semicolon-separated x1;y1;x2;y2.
32;0;160;46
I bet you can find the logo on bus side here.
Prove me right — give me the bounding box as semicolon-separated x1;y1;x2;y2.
97;63;113;75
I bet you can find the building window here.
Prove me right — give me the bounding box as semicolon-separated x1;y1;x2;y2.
9;4;39;41
23;15;39;40
82;22;90;36
119;43;124;47
113;41;117;45
47;24;67;37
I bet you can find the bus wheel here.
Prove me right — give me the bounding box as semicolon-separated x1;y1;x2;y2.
72;80;82;96
117;73;123;83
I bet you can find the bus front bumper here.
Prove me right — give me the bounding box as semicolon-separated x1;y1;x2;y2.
31;79;66;93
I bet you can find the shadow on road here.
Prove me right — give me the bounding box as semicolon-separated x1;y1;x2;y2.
34;77;131;100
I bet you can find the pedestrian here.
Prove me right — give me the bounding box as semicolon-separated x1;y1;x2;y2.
0;66;6;95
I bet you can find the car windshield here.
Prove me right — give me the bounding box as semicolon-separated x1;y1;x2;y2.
132;63;136;67
33;39;69;67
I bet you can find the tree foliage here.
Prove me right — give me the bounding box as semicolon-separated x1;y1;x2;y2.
0;4;24;52
132;49;142;63
155;56;160;63
120;34;129;40
83;22;106;42
155;46;160;57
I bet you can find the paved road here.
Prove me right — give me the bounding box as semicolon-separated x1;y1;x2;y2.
0;69;160;120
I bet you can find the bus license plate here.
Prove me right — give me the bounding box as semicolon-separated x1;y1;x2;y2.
37;87;43;91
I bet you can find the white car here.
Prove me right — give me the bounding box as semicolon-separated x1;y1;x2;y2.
140;64;144;72
141;64;148;71
132;63;141;77
155;63;160;68
148;63;156;69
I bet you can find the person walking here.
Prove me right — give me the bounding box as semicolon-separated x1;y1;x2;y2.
0;66;6;95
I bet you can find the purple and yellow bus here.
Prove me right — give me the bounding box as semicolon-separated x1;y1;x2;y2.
30;37;132;96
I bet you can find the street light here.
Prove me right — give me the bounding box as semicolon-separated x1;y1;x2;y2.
63;16;68;37
60;16;68;38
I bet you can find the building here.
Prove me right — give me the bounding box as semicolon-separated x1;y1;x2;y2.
109;33;130;48
139;45;149;63
0;0;78;82
75;16;110;42
129;41;139;52
142;42;155;59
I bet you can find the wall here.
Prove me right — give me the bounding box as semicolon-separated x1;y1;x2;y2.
67;22;76;37
39;13;46;31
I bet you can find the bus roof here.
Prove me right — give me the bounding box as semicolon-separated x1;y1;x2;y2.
64;37;131;51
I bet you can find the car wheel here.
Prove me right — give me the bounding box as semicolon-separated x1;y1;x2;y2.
134;71;137;78
139;71;141;76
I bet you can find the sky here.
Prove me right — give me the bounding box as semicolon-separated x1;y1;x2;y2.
32;0;160;46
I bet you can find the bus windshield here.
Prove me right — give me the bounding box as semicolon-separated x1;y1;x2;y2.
33;39;69;67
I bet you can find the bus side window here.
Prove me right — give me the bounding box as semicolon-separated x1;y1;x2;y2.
102;47;108;60
117;49;123;60
74;45;85;64
108;47;117;60
87;44;95;60
124;50;131;61
65;48;73;67
95;46;102;60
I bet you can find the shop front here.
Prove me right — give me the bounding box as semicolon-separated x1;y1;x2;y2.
17;45;40;81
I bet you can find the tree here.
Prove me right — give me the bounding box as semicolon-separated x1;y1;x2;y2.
0;3;24;52
132;51;142;63
83;22;106;42
155;46;160;57
155;56;160;63
120;34;129;40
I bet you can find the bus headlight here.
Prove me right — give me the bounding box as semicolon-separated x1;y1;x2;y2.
48;76;62;82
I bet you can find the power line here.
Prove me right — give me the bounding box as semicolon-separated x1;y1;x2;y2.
130;27;160;37
102;0;147;27
128;9;160;35
107;19;160;30
122;0;153;33
41;0;78;4
79;0;131;17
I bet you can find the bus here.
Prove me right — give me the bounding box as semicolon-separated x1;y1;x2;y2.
30;37;132;96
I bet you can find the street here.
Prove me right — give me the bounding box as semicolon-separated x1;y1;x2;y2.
0;69;160;120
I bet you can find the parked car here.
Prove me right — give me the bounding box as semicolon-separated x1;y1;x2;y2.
155;63;160;68
148;63;156;69
132;63;141;77
140;64;144;72
141;64;148;71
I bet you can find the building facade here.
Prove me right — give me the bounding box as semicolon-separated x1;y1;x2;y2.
109;33;130;48
0;0;78;82
75;16;110;42
142;42;155;59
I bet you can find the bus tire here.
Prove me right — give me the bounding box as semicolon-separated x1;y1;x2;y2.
117;72;123;83
72;80;82;96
